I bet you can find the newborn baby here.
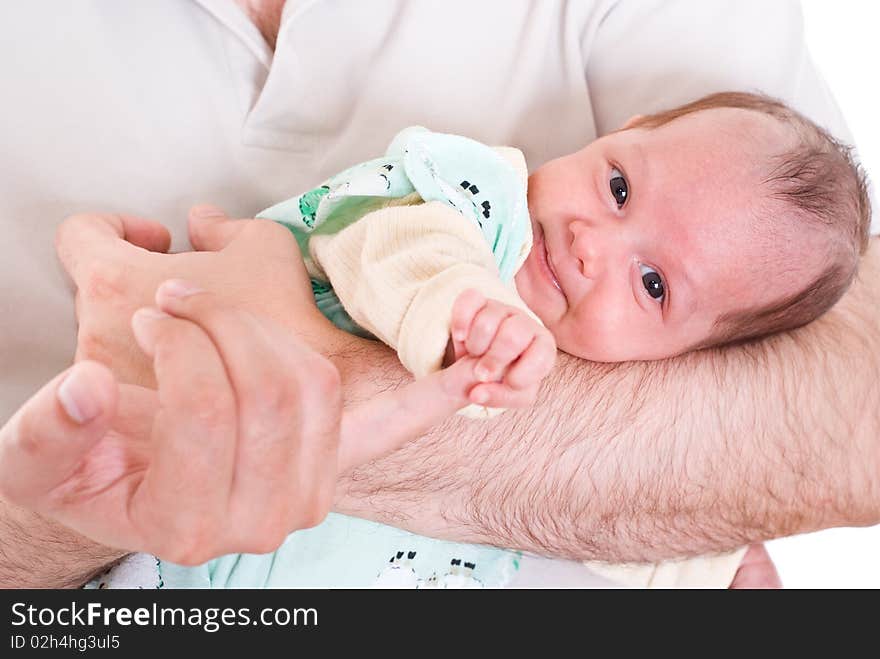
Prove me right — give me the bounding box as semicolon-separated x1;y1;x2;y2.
255;91;870;587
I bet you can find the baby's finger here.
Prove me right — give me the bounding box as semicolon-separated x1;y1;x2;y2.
450;289;486;344
468;381;540;409
474;314;537;383
504;331;557;390
465;301;515;357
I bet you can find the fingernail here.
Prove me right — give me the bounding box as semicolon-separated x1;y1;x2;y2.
57;367;102;424
471;389;489;405
474;364;492;382
131;307;170;349
158;279;203;299
190;204;226;218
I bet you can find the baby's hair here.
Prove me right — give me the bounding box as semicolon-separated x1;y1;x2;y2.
629;91;872;349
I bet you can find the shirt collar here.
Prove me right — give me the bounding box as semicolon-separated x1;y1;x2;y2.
191;0;322;70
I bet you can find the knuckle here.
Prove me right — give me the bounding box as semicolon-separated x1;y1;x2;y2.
235;514;288;554
188;216;213;245
510;315;537;338
244;518;290;555
245;218;296;246
473;315;497;338
297;496;331;530
180;516;226;564
80;262;129;306
161;532;214;566
189;390;230;427
166;545;210;567
460;288;482;304
300;356;341;398
494;327;521;352
55;213;97;243
240;377;293;426
479;355;500;372
454;289;483;317
245;534;286;556
75;330;114;366
14;412;45;460
179;381;235;429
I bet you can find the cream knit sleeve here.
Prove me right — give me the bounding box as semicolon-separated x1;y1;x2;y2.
309;201;536;379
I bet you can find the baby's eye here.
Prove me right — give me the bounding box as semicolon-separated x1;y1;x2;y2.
639;264;665;301
609;167;629;208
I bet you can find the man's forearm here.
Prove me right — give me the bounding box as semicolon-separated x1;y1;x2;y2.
0;499;125;588
335;239;880;562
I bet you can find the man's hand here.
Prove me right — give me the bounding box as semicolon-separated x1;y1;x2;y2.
450;289;556;408
55;206;339;388
0;283;476;566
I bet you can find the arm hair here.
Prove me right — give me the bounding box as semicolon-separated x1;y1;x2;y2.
335;239;880;562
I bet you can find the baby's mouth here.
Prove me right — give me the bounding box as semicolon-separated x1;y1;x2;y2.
536;225;564;295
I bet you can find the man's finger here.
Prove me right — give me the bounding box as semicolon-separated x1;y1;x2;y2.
56;213;171;280
188;204;246;251
338;357;477;472
154;279;339;536
0;361;118;507
130;307;238;532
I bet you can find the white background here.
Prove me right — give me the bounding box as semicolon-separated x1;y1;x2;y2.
764;0;880;588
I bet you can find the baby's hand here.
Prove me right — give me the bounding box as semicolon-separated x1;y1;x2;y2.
450;289;556;409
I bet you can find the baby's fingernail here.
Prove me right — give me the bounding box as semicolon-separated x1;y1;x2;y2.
453;331;465;342
471;389;489;405
474;364;492;382
158;279;203;299
57;366;103;425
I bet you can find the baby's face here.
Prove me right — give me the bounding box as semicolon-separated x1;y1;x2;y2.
515;108;813;361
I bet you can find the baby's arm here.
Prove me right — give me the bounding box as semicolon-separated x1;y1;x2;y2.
450;289;556;408
309;200;555;411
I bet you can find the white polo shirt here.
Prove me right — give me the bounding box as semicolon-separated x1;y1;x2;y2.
0;0;873;587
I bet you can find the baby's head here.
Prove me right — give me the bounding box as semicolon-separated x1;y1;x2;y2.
515;92;871;361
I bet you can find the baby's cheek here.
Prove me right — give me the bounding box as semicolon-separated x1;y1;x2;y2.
553;315;617;362
557;304;662;362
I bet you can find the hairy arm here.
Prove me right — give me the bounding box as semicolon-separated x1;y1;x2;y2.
0;500;126;588
335;239;880;562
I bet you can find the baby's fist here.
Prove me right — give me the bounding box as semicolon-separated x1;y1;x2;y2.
450;289;556;408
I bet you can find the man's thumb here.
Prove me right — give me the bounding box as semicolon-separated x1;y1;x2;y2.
188;204;245;252
0;361;118;507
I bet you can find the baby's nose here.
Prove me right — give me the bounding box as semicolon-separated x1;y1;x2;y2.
570;220;604;279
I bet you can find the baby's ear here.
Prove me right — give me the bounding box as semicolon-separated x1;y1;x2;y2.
620;114;645;130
